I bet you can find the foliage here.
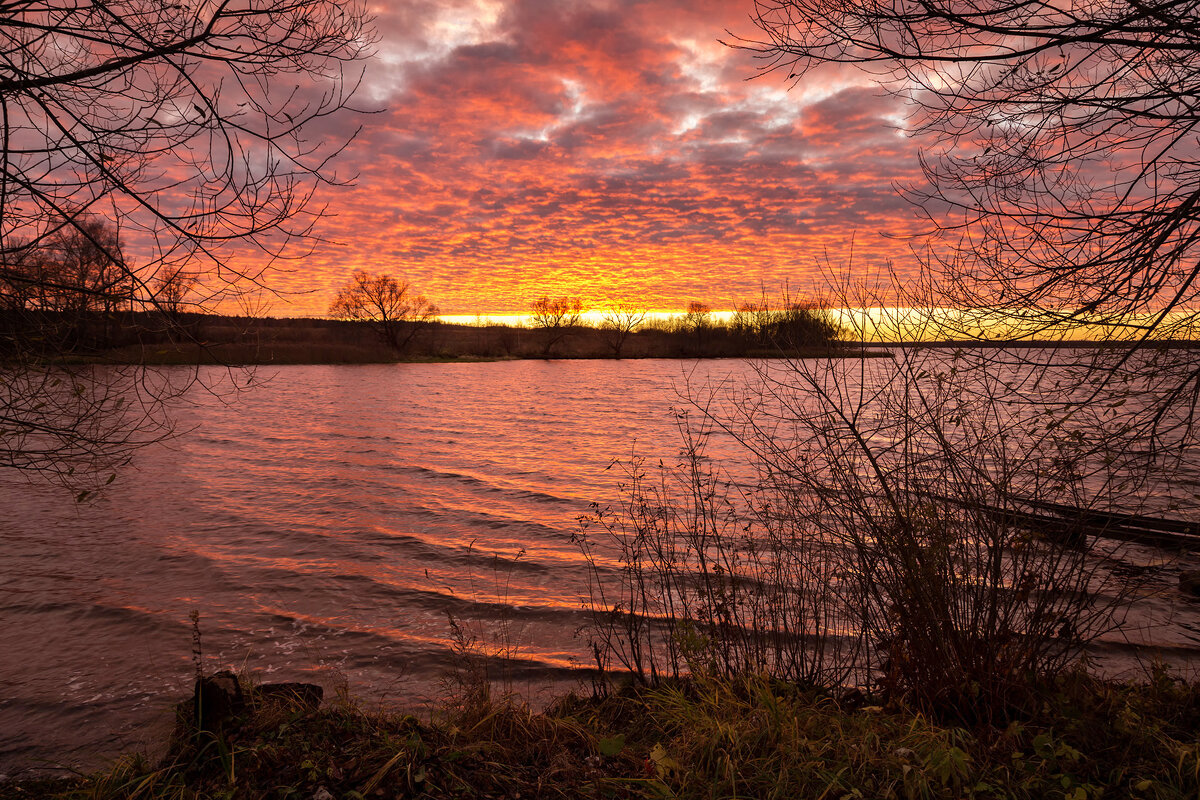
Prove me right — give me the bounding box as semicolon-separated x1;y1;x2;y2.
328;270;440;353
14;669;1200;799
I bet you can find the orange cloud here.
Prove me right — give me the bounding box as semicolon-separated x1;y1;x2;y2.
266;0;930;316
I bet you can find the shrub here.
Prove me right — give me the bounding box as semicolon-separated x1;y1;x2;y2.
578;348;1147;722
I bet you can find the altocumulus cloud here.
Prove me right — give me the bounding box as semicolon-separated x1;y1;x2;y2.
279;0;927;315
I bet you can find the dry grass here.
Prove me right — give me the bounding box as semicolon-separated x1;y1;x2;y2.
12;667;1200;799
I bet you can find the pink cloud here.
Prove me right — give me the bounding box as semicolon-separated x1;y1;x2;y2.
267;0;929;315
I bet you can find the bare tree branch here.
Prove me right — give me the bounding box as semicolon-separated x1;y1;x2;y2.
0;0;373;489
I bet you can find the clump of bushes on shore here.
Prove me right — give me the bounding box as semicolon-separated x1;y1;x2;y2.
575;345;1157;724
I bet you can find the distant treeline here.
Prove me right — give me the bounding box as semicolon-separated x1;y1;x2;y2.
1;303;852;365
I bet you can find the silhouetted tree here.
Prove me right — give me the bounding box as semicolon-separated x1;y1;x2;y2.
0;240;50;313
151;269;200;320
742;0;1200;444
0;0;371;490
731;290;841;350
681;301;712;333
328;270;440;353
42;217;131;314
772;302;842;349
600;302;648;358
529;295;584;356
732;0;1200;539
1;217;127;315
732;301;771;346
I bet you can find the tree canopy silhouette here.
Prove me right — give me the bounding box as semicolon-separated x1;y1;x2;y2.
600;302;648;358
740;0;1200;452
0;0;371;490
328;270;440;353
529;295;585;356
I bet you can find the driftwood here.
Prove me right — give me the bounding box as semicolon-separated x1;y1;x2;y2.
927;494;1200;550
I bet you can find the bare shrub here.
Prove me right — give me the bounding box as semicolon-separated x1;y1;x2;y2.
575;414;856;692
579;346;1147;721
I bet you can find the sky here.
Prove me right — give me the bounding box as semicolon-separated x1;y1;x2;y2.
275;0;929;317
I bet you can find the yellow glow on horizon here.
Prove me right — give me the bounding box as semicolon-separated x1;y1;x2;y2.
429;306;1200;342
434;310;741;328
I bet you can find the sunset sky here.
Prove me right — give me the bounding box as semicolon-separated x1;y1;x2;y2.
280;0;929;317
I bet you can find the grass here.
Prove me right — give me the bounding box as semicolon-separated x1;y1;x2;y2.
6;666;1200;799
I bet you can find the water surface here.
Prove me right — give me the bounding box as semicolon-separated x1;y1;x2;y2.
3;358;1200;773
0;360;744;771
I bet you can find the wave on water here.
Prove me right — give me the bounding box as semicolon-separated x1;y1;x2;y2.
5;359;1200;772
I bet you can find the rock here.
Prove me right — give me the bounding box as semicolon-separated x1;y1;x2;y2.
192;670;245;733
1180;571;1200;596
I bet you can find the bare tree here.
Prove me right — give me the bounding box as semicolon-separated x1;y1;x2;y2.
328;270;440;353
600;301;648;358
1;239;51;313
740;0;1200;343
529;295;584;356
736;0;1200;513
680;301;712;334
2;216;127;314
0;0;372;489
151;268;199;320
43;217;131;315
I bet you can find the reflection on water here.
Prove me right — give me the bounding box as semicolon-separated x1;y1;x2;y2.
0;360;747;771
2;358;1200;772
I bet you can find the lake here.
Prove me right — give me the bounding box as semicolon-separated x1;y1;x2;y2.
3;358;1200;773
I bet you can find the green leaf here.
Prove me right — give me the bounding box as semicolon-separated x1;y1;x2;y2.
598;734;626;757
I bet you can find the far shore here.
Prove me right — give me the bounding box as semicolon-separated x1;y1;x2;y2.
12;310;1197;368
12;310;882;366
88;342;893;366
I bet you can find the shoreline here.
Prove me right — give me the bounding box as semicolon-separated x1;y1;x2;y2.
4;667;1199;799
72;345;893;367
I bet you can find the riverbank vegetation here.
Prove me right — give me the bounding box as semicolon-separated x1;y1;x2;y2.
7;338;1200;796
1;296;850;367
6;665;1200;799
